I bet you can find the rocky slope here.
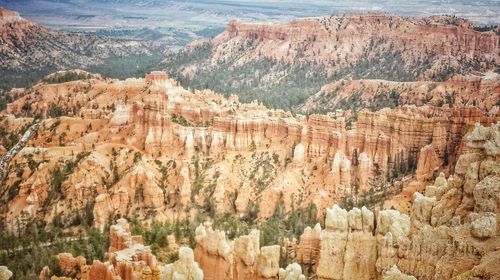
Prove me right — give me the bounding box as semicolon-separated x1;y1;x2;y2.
0;8;166;89
0;71;498;235
0;266;13;280
161;13;499;109
301;72;500;114
35;122;500;280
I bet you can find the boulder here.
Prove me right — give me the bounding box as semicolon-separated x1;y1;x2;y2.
0;267;12;280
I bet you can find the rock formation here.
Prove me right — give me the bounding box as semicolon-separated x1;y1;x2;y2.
163;13;499;109
382;266;416;280
160;247;203;280
194;221;303;280
145;72;169;86
56;253;87;278
295;224;321;272
46;219;159;280
278;263;306;280
108;219;157;280
295;123;500;279
0;66;498;279
0;8;166;88
194;222;232;280
1;71;498;233
0;8;498;280
302;74;500;114
212;15;498;76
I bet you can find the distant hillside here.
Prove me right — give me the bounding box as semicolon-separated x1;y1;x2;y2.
0;8;167;89
301;73;500;115
161;13;499;110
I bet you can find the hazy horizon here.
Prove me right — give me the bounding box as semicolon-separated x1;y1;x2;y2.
1;0;498;44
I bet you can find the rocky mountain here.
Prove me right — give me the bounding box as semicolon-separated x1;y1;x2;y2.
161;13;499;109
0;8;167;89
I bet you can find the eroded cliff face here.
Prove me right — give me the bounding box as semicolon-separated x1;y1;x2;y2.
160;247;203;280
288;123;499;279
163;13;499;105
0;8;39;47
1;72;498;233
44;217;304;280
191;122;499;280
41;218;198;280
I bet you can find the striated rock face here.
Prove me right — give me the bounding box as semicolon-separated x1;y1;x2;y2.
316;205;378;280
295;224;321;271
232;229;261;279
215;15;498;72
108;219;157;280
317;205;348;279
415;144;442;181
194;222;232;280
164;13;499;109
331;151;352;193
1;69;498;280
0;8;38;47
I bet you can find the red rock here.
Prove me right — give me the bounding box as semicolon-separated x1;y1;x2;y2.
295;224;321;273
199;14;499;80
